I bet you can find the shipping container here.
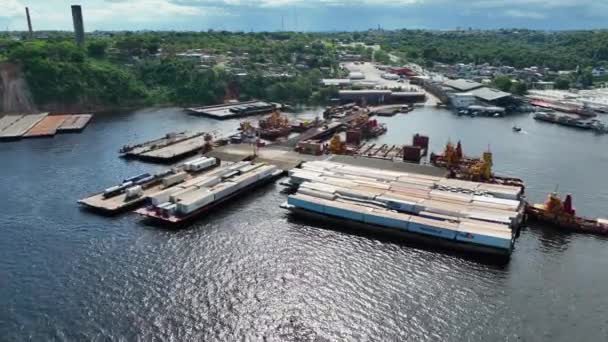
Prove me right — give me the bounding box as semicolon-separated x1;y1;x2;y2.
408;216;459;240
363;210;410;231
125;185;143;200
162;172;187;187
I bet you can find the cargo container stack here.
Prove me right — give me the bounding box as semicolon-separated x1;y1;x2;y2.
283;161;525;257
137;162;282;224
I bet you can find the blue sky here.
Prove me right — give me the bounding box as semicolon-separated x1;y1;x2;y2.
2;0;608;31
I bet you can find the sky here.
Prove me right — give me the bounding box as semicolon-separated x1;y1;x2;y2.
1;0;608;32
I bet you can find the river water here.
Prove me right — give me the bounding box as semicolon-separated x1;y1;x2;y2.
1;107;607;341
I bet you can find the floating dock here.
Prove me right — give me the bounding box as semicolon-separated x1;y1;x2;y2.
0;113;48;140
0;113;92;141
123;132;211;163
282;161;525;259
135;161;283;225
24;115;69;137
57;114;92;132
186;101;277;120
78;157;219;214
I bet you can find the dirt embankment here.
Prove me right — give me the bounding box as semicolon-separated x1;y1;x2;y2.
0;62;37;114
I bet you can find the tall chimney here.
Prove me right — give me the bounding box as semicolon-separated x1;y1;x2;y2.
25;7;33;38
71;5;85;46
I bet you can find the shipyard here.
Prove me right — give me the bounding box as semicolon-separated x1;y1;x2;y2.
3;3;608;341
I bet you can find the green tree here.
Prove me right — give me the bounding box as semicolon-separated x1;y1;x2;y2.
555;78;570;90
87;40;108;58
493;76;513;92
510;81;527;96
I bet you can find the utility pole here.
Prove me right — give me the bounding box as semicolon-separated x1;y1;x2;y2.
25;7;33;39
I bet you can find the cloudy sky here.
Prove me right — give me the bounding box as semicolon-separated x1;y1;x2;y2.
1;0;607;32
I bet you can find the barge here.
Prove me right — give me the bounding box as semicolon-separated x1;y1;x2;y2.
533;112;607;133
281;161;526;259
78;157;218;214
120;131;213;163
135;162;283;225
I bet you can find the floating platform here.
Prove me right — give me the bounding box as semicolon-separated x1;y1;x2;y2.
57;114;93;132
135;162;283;225
186;101;277;120
78;157;219;214
282;160;525;259
120;131;210;163
0;113;48;140
127;134;211;163
24;115;69;138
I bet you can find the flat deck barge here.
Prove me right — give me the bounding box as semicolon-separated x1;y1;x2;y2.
121;131;211;163
24;115;69;137
57;114;92;132
0;113;48;140
78;157;219;214
282;160;525;259
135;162;283;225
186;101;277;120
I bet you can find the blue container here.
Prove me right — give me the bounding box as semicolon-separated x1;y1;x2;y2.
408;221;457;240
455;231;511;249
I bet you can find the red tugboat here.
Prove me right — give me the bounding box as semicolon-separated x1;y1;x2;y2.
526;193;608;236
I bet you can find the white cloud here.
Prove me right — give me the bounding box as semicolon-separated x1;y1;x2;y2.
0;0;25;18
503;9;545;19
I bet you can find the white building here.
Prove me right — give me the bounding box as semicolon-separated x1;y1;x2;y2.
450;93;477;109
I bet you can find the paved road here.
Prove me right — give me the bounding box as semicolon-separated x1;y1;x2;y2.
342;62;440;106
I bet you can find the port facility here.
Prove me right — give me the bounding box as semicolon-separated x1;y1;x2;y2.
186;101;277;119
283;160;525;258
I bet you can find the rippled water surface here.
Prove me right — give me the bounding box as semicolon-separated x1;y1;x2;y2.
1;107;608;341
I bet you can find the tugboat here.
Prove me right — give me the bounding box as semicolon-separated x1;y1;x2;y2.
526;192;608;236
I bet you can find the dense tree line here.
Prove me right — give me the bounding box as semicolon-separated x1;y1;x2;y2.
3;29;608;110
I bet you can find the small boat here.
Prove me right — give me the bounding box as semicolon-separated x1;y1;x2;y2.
512;126;522;132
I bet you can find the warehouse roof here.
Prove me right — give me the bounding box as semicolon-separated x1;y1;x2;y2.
469;87;511;102
444;79;484;92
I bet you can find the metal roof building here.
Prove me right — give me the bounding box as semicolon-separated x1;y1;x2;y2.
469;87;511;102
444;79;484;92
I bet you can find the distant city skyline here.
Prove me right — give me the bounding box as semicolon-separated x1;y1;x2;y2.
2;0;608;32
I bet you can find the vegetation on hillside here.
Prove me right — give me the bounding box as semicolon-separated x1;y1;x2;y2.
2;29;608;110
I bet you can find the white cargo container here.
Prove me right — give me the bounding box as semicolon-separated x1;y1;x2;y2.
176;189;215;215
195;176;221;188
162;171;187;187
298;188;336;201
211;181;239;200
125;185;143;200
149;187;182;206
169;186;198;203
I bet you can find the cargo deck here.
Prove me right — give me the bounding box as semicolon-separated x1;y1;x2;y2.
78;157;220;214
24;115;69;137
0;113;48;140
136;167;284;225
282;160;525;259
57;114;93;132
123;133;211;163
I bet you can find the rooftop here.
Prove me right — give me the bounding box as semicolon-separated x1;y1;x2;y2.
469;87;511;102
444;79;484;92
